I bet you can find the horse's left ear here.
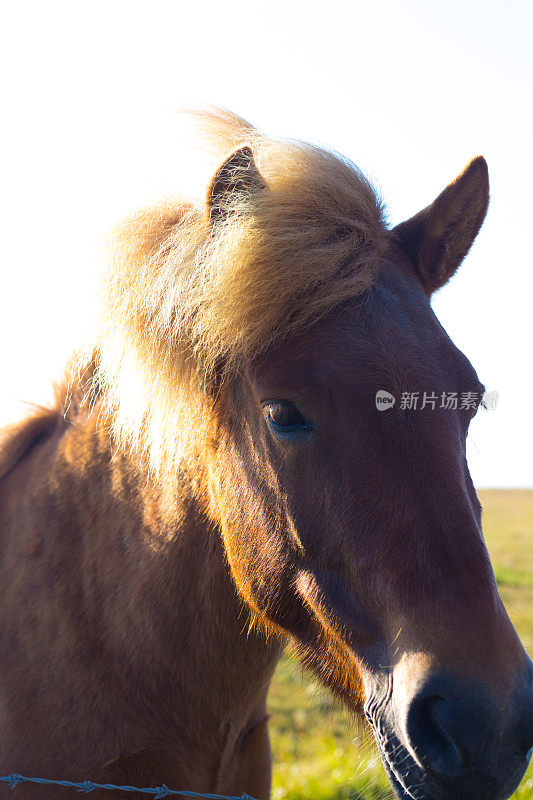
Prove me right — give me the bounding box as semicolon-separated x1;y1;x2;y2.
393;156;489;294
207;146;265;224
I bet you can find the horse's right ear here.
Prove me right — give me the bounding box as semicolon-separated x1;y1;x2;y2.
207;146;265;224
393;156;489;295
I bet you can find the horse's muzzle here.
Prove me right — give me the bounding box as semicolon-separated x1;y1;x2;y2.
365;659;533;800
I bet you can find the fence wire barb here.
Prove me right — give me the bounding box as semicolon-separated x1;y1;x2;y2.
0;774;257;800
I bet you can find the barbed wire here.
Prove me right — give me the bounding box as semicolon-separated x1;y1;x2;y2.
0;774;257;800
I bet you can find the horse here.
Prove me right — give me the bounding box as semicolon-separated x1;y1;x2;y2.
0;109;531;800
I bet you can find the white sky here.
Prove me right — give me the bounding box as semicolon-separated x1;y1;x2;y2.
1;0;531;487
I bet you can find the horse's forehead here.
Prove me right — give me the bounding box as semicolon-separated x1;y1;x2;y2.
251;265;455;389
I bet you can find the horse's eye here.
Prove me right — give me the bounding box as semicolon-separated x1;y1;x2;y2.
263;401;311;437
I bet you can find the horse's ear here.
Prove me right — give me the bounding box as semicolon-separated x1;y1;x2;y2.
207;145;265;223
393;156;489;295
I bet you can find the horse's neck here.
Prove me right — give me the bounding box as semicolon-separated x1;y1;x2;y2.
60;411;283;724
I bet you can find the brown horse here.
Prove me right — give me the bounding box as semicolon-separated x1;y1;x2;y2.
0;110;531;800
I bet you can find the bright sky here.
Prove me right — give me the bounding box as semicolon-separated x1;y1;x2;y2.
1;0;531;487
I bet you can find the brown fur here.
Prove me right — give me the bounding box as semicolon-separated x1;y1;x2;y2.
0;387;281;799
1;111;531;800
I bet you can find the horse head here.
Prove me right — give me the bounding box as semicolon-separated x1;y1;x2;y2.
205;144;533;800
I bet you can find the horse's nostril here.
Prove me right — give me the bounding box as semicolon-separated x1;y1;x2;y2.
405;693;465;778
400;672;533;796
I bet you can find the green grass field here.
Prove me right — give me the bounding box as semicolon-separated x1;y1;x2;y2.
267;489;533;800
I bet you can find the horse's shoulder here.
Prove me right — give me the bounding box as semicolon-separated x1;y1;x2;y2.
0;406;61;481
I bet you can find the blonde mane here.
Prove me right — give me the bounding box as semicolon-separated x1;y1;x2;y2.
79;110;387;473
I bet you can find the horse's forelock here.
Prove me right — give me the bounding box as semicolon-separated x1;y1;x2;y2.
81;111;387;474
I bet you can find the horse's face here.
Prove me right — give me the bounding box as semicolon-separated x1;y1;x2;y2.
209;154;533;800
239;264;532;798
